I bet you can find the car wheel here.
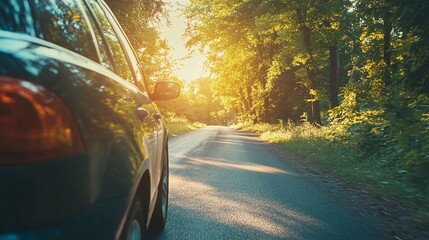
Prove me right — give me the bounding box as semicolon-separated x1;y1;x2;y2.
127;197;147;240
149;149;169;232
127;219;142;240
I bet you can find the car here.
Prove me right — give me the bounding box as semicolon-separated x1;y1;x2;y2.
0;0;180;239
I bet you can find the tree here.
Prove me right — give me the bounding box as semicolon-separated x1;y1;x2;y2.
105;0;169;80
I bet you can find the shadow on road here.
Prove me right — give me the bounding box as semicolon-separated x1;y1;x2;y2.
159;127;380;240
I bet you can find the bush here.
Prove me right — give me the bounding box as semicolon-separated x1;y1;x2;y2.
164;113;205;136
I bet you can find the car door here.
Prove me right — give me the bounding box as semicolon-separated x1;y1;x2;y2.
85;0;162;200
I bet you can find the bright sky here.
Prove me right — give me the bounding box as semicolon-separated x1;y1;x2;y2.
160;0;208;82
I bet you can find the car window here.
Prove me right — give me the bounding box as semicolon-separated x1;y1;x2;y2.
86;0;133;83
92;1;150;93
82;1;114;71
0;0;99;62
97;3;147;90
0;1;38;37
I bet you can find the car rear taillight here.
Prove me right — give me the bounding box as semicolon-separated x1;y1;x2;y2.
0;76;84;164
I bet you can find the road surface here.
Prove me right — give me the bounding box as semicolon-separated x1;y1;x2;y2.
157;126;382;239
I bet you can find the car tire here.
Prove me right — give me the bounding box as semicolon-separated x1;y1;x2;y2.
148;149;169;233
127;219;142;240
127;198;146;240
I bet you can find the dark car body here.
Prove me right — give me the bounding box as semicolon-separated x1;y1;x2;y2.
0;0;177;239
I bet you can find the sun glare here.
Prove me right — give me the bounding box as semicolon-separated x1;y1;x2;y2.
160;0;208;82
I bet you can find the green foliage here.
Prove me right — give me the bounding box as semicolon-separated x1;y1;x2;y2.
185;0;353;124
164;115;205;136
104;0;171;81
184;0;429;200
385;94;429;191
156;77;223;124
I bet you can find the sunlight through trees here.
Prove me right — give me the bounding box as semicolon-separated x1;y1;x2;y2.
106;0;429;200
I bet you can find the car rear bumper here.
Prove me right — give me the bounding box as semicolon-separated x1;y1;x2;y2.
0;194;130;240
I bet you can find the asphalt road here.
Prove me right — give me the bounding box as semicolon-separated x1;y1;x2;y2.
157;126;382;240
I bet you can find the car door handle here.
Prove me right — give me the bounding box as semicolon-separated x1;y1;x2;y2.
136;107;150;120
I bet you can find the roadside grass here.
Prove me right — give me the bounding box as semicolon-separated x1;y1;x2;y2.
165;116;205;136
233;121;429;223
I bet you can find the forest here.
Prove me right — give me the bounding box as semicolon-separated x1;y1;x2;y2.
105;0;429;221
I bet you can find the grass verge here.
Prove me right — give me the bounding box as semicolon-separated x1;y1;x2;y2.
233;121;429;224
165;116;205;136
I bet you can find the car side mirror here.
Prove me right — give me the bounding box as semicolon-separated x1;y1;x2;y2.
150;81;181;101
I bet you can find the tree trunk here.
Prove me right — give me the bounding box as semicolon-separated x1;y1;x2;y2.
296;8;321;125
264;94;270;122
307;68;322;125
329;46;340;108
238;88;250;113
383;3;392;85
246;85;254;116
